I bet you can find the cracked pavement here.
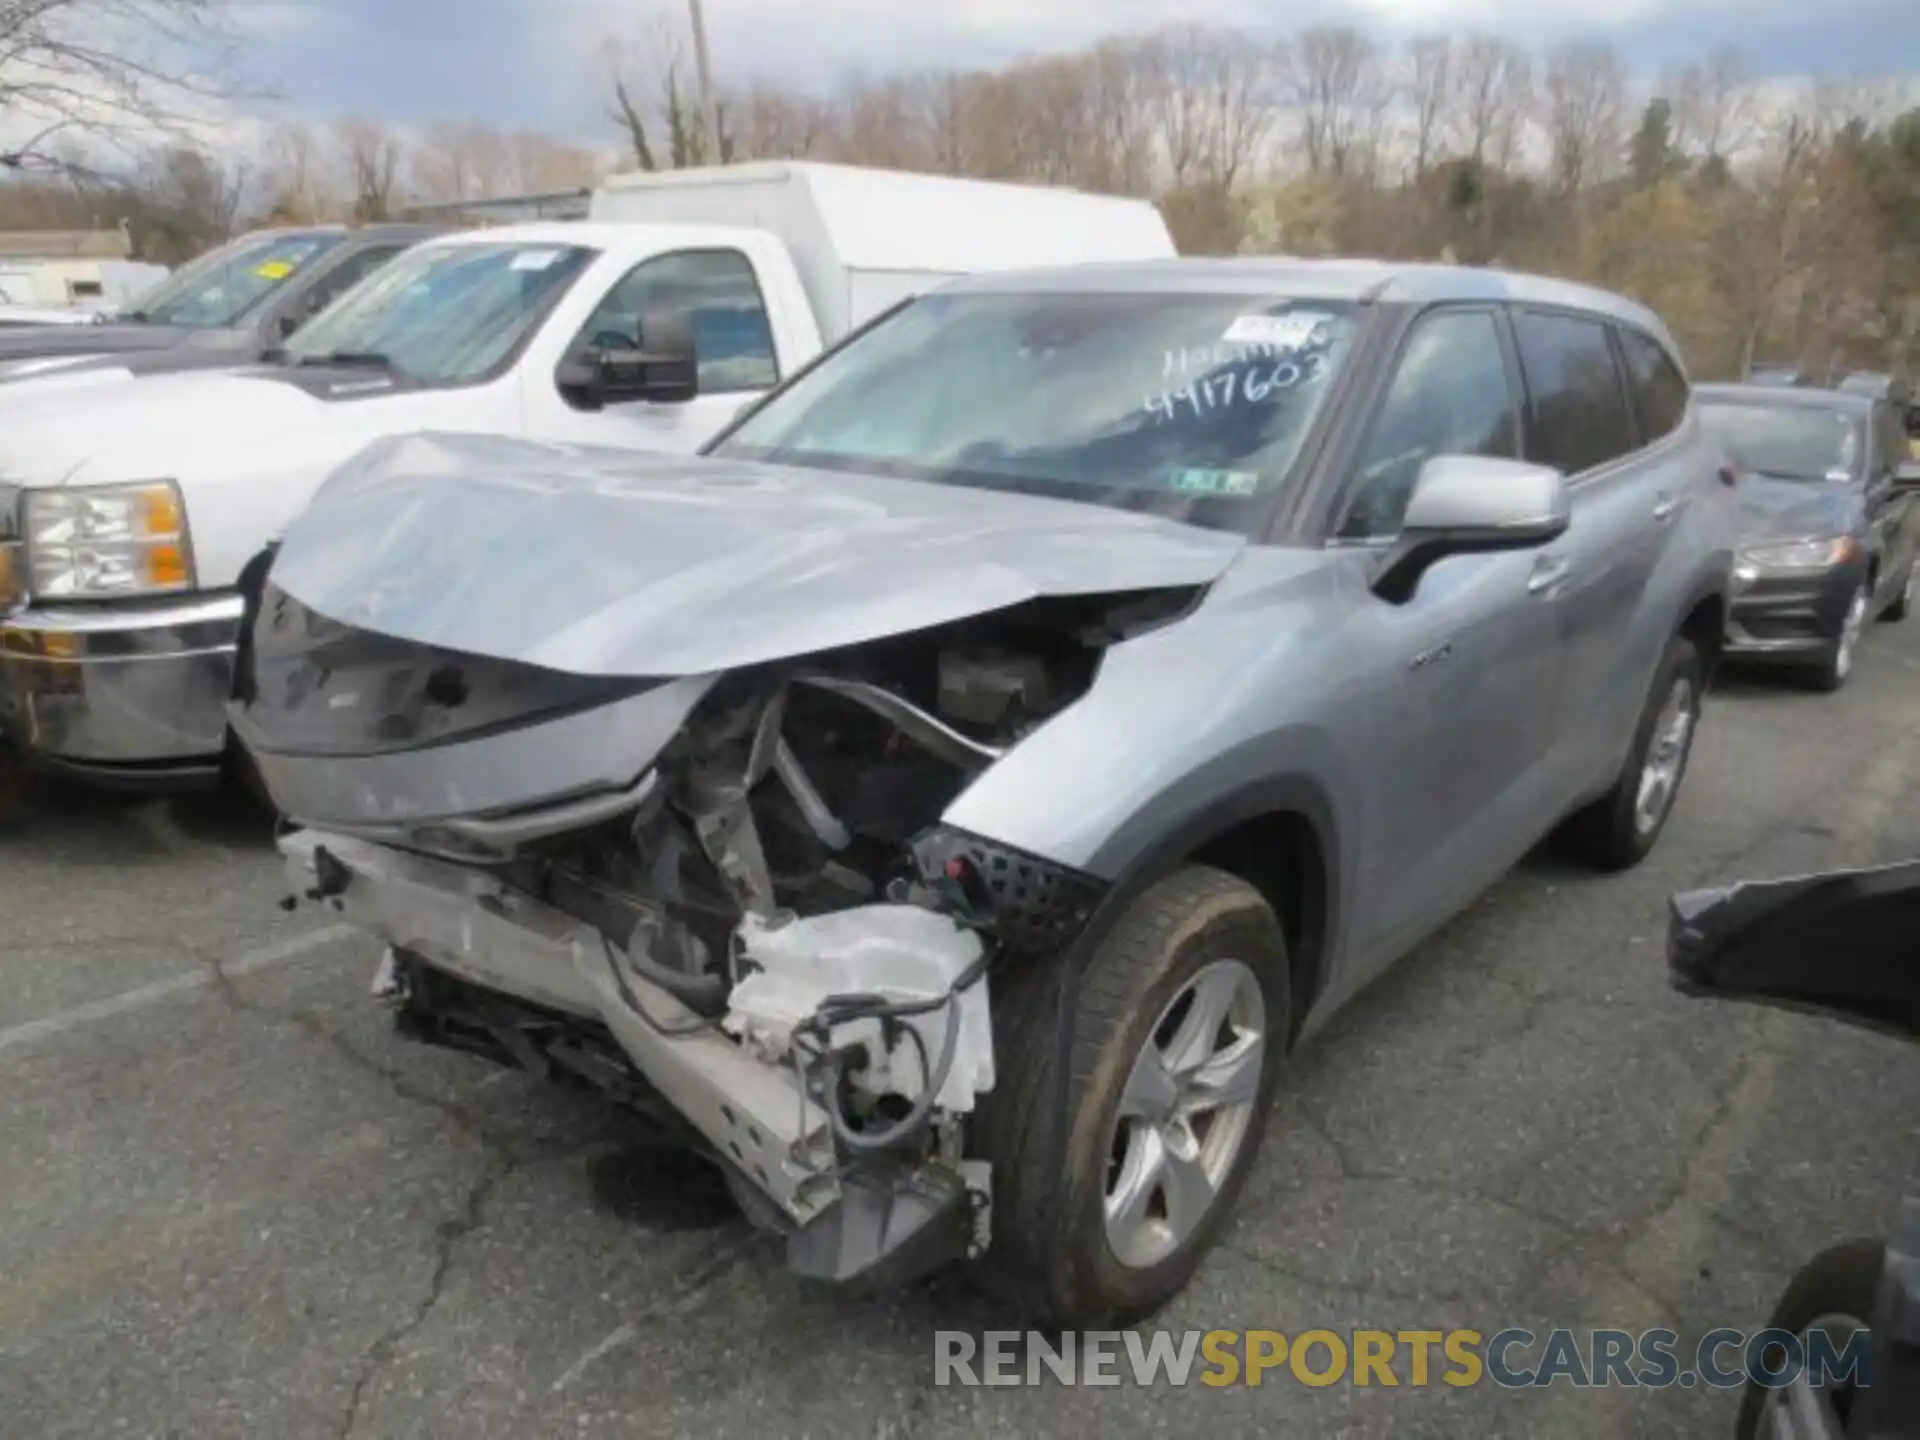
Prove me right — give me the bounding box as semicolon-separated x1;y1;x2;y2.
3;623;1919;1437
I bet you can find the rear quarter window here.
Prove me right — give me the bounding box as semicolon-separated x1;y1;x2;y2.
1512;310;1639;475
1618;328;1690;442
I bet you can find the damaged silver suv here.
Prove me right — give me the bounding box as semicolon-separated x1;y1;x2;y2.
237;261;1736;1324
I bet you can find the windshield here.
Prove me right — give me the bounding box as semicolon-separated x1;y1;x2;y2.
283;241;594;384
124;232;341;328
714;290;1362;532
1702;402;1863;482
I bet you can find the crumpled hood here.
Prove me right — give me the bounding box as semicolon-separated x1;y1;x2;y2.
1736;473;1859;544
269;432;1248;677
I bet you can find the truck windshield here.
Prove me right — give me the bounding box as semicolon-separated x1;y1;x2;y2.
1701;402;1863;482
714;290;1361;532
122;232;342;328
283;241;594;384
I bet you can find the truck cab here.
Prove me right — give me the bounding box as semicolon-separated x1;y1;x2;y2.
0;163;1176;788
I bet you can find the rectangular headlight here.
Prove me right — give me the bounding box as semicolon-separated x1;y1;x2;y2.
1741;536;1857;571
24;480;194;600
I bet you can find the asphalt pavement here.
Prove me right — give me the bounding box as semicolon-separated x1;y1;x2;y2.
3;619;1919;1439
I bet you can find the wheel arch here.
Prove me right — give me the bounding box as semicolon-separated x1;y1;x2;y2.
1081;774;1343;1044
1678;579;1728;677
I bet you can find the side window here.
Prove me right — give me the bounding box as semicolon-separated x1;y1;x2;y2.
1513;311;1638;475
299;245;405;320
1339;308;1519;540
1618;328;1689;443
573;249;778;395
1875;404;1908;476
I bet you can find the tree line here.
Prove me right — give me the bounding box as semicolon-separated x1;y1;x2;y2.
2;0;1917;383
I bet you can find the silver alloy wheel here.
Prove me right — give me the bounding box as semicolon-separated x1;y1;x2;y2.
1103;958;1266;1270
1633;676;1696;835
1755;1311;1866;1440
1835;587;1868;680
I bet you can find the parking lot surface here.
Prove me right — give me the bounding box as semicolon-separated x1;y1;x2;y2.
4;622;1919;1439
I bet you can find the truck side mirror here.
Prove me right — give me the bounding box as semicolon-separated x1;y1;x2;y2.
558;308;699;412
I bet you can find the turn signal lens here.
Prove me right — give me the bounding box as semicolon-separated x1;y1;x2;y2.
146;542;190;589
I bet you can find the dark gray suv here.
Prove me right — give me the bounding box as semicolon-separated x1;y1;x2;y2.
1699;383;1919;690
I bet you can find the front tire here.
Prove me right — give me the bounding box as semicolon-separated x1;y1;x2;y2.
1558;634;1703;871
972;866;1288;1325
1735;1238;1881;1440
1810;583;1870;692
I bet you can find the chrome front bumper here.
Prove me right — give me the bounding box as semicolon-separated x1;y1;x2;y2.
0;591;243;782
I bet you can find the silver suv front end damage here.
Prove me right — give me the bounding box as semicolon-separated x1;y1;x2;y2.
237;440;1236;1296
282;822;997;1283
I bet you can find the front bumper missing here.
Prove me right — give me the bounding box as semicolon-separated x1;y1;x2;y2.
283;828;993;1287
282;828;844;1225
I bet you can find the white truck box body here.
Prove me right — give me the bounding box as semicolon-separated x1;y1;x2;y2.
589;161;1176;339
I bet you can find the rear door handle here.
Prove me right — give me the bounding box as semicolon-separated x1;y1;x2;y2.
1527;554;1572;595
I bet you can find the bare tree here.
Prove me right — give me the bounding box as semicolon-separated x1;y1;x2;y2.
256;120;337;222
122;139;246;259
1139;25;1220;191
1667;46;1753;163
1404;34;1454;181
1452;33;1531;171
1;0;242;175
603;10;729;171
730;81;832;163
1542;40;1628;193
1280;25;1385;182
334;117;403;222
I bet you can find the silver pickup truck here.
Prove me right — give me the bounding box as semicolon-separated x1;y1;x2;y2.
238;259;1737;1323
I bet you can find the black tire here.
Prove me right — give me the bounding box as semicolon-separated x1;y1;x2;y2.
223;735;276;816
1734;1238;1882;1440
1883;566;1913;623
1808;582;1870;692
1558;635;1704;872
970;866;1289;1325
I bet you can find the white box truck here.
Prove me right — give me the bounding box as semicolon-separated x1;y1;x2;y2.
0;162;1175;787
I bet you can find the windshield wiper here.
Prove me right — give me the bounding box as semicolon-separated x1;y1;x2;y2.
298;349;394;370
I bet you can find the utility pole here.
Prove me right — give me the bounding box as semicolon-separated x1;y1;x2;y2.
687;0;724;165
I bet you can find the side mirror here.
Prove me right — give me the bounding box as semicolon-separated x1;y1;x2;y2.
1669;859;1920;1039
557;308;699;412
1370;455;1569;604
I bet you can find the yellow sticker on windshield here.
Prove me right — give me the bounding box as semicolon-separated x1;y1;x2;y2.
254;260;296;280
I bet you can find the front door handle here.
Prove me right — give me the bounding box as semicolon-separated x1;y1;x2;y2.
1527;554;1572;595
1652;494;1685;523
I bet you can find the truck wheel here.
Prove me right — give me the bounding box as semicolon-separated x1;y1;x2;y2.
972;866;1288;1325
1809;583;1869;691
1734;1238;1881;1440
1558;634;1702;872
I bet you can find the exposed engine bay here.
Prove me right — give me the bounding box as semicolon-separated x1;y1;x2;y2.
260;587;1188;1286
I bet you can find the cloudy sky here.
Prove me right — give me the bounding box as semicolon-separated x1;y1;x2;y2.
237;0;1918;136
